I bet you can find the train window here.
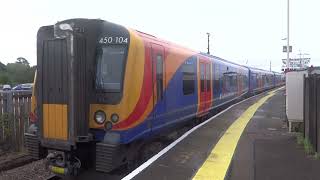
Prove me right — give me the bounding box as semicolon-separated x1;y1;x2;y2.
182;61;195;95
224;70;238;92
206;64;211;91
213;63;220;98
95;46;126;92
200;64;205;92
244;73;248;89
224;74;231;92
233;73;238;91
156;55;163;100
229;73;235;91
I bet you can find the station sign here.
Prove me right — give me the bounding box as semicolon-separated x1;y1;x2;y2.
282;58;310;65
283;46;292;53
282;58;310;70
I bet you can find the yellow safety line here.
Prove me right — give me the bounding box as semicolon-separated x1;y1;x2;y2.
193;88;280;180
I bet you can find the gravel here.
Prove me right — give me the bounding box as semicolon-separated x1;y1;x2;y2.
0;159;54;180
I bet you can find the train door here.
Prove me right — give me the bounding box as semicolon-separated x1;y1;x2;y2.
238;71;242;95
213;62;220;100
199;60;211;115
151;43;166;129
205;63;212;110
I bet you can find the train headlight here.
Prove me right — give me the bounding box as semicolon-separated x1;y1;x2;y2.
111;113;119;123
105;121;113;131
94;111;106;124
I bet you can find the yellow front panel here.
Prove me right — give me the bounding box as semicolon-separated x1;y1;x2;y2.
43;104;68;140
31;71;37;114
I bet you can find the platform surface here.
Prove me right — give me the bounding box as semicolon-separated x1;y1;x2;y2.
129;88;320;180
228;89;320;180
131;89;279;180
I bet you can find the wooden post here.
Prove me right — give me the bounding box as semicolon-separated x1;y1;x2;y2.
0;92;3;143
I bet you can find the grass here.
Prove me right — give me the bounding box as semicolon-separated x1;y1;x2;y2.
296;133;316;156
314;153;320;160
297;133;304;145
303;138;315;155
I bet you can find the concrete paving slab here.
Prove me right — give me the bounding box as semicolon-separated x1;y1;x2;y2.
228;89;320;180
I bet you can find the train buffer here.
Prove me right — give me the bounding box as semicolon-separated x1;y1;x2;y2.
122;88;320;180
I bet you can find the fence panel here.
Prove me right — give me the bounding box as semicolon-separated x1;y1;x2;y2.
304;74;320;153
317;77;320;152
304;76;310;139
309;77;317;151
0;91;32;152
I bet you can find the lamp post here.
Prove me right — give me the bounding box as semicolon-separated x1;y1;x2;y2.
207;32;210;55
286;0;290;70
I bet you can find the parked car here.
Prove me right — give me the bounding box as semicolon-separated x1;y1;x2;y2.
12;83;33;91
2;84;11;91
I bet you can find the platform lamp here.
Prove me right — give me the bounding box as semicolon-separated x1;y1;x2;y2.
207;32;210;55
286;0;290;71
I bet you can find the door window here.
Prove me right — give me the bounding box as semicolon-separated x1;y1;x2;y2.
206;64;211;91
200;63;205;92
182;61;195;95
156;55;163;100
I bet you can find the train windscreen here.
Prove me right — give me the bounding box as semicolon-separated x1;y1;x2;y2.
95;45;126;92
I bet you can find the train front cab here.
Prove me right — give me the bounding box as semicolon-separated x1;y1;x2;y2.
25;19;214;175
24;19;135;175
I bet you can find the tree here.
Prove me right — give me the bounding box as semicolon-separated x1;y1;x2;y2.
0;74;9;84
0;62;6;71
16;57;30;67
0;61;7;84
0;58;35;85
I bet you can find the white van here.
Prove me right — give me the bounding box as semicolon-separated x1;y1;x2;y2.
2;84;11;91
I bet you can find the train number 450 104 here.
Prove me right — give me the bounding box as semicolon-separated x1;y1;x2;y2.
99;36;128;44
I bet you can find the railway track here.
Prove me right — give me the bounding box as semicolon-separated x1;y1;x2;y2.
0;159;54;180
46;174;61;180
0;153;33;172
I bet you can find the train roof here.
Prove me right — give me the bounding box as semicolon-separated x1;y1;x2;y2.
200;52;248;69
133;29;279;74
272;71;283;75
75;19;279;75
133;29;198;54
248;66;274;74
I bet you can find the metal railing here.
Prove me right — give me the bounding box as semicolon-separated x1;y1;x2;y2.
0;90;32;152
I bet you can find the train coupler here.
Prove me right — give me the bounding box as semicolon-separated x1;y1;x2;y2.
48;165;69;175
46;151;81;176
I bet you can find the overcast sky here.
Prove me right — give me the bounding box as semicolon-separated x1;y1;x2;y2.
0;0;319;72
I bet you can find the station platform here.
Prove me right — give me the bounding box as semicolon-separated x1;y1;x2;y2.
122;88;320;180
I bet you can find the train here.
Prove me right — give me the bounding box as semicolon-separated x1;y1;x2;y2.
24;18;285;176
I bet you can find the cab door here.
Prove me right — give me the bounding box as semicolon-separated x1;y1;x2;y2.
199;60;212;115
205;63;212;110
151;44;166;129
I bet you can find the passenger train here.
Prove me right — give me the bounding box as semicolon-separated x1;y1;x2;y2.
25;18;284;175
